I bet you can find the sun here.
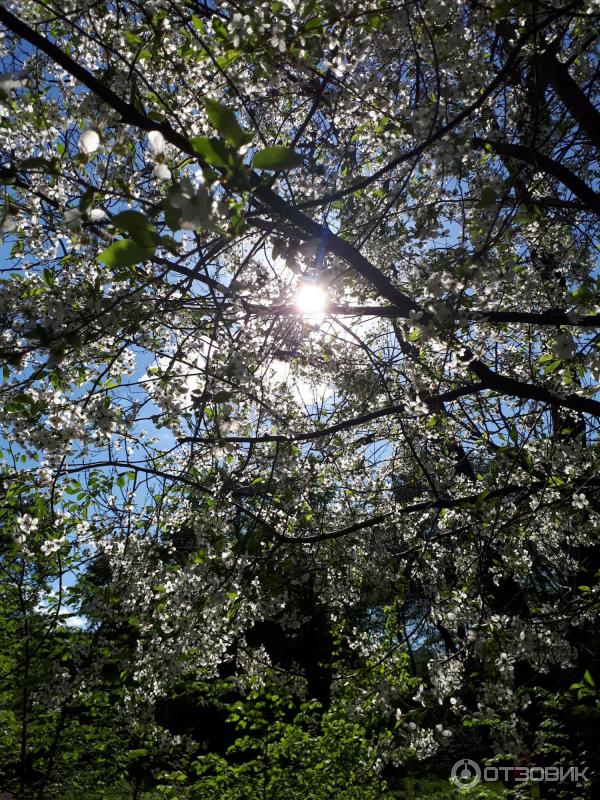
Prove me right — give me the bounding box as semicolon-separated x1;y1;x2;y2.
295;283;328;316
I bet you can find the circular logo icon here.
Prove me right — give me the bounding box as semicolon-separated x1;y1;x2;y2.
450;758;481;789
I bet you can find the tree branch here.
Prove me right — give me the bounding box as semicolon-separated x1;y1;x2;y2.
180;385;486;446
473;137;600;215
539;48;600;151
246;302;600;328
4;7;599;423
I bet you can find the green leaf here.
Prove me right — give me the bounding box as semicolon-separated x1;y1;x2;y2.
128;748;148;759
189;136;231;168
19;156;60;175
252;146;303;171
479;185;498;208
162;199;182;231
213;390;233;402
304;16;323;32
212;17;228;42
98;239;155;269
571;285;591;302
43;268;55;287
159;234;180;254
584;670;595;688
111;210;157;247
12;392;34;406
204;99;245;148
543;359;561;375
123;30;144;48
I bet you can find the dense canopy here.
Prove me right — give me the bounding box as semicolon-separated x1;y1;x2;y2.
0;0;599;797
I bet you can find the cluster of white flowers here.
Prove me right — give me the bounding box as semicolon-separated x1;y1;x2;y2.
14;513;38;546
147;130;172;180
0;0;598;779
572;492;589;509
551;332;575;360
40;535;68;555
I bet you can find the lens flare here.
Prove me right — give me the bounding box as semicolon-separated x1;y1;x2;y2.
295;284;327;316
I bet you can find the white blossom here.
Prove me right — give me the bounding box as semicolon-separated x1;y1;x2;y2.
79;128;100;154
0;72;27;91
41;537;66;555
572;493;589;509
551;333;575;360
153;163;172;180
148;130;165;155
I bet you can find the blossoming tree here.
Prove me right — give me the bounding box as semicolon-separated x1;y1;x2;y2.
1;0;599;796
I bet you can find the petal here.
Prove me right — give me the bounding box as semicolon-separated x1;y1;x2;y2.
148;130;165;155
79;129;100;154
153;163;172;180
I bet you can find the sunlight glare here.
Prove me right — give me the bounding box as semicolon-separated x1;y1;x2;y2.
295;284;327;316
